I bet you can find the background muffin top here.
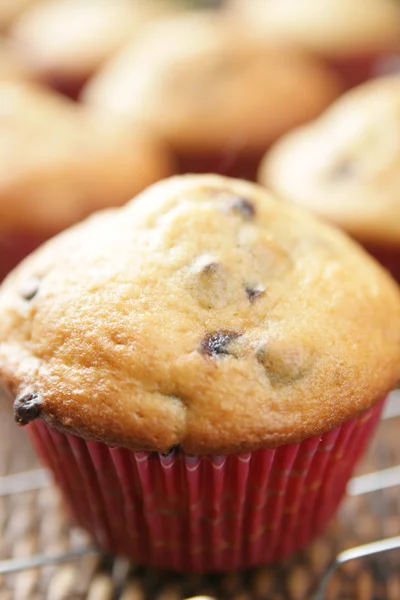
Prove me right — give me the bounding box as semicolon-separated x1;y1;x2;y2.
82;11;342;154
0;175;399;455
260;75;400;248
0;38;30;81
11;0;187;88
0;0;39;32
0;81;174;234
226;0;400;59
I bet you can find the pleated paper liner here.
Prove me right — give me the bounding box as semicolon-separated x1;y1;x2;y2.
327;56;375;88
0;231;48;283
363;243;400;284
27;397;384;573
1;391;399;598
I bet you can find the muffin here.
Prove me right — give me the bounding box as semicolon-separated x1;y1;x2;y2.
10;0;187;98
0;0;39;32
226;0;400;87
0;80;174;281
0;174;399;572
260;75;400;281
0;38;30;81
82;11;342;181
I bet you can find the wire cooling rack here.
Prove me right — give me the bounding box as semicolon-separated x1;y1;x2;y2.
0;392;399;600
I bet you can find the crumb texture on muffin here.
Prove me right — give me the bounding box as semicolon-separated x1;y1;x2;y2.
261;75;400;248
82;11;342;153
0;175;399;454
0;81;174;234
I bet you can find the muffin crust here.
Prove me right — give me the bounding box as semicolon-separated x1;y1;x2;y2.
260;75;400;248
0;81;174;234
11;0;186;86
82;12;342;154
0;0;38;31
0;175;399;454
0;39;30;81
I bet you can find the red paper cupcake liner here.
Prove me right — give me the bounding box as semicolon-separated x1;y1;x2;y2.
0;232;48;283
364;244;400;283
328;53;400;89
26;398;384;572
328;56;374;88
44;74;87;101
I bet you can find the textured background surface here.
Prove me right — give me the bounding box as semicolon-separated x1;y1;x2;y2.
0;390;399;600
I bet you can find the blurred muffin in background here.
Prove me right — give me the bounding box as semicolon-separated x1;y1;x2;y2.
0;38;31;81
259;75;400;281
10;0;188;98
0;0;39;32
226;0;400;87
82;11;342;181
0;81;174;281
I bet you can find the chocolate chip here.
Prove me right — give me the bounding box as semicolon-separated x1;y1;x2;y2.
190;255;221;278
257;342;312;385
201;261;220;275
189;256;230;310
14;392;42;425
246;286;265;303
329;159;355;180
200;330;241;357
229;197;256;220
19;277;40;301
160;445;180;457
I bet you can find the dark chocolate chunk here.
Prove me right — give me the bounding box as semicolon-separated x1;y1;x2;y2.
14;392;42;425
200;330;241;358
19;278;40;301
246;286;265;303
160;445;180;457
229;197;256;220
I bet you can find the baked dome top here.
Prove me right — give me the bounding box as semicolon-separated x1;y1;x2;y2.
0;175;399;454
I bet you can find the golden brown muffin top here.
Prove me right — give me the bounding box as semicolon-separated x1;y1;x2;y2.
0;81;174;234
11;0;186;83
82;11;342;154
260;75;400;248
0;175;399;455
226;0;400;59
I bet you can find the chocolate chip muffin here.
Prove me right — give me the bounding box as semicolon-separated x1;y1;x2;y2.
0;80;174;281
260;75;400;281
11;0;186;98
225;0;400;86
82;11;342;180
0;174;398;571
